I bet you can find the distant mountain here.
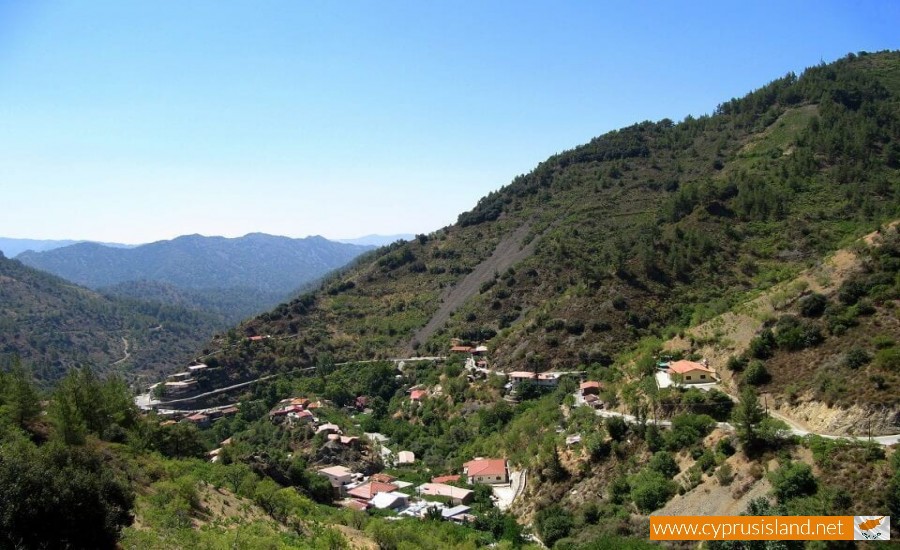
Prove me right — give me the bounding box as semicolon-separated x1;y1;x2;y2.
335;234;415;247
0;254;220;385
16;234;373;315
0;237;133;258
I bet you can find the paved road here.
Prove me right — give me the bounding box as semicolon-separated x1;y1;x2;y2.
584;396;899;446
136;375;277;410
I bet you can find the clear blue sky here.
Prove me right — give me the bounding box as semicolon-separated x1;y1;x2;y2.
1;1;898;244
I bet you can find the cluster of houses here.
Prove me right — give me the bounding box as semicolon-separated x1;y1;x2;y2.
269;396;322;426
157;403;240;428
579;380;605;409
317;457;509;522
159;363;212;396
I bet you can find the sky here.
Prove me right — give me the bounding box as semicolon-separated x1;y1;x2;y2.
1;1;898;244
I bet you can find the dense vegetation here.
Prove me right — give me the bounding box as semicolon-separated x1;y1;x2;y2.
0;254;222;384
3;52;900;548
205;52;899;385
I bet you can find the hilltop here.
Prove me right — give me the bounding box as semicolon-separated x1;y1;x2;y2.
17;233;374;323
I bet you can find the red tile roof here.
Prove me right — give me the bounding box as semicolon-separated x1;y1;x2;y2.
450;346;473;353
580;381;602;390
432;474;461;484
410;389;427;401
370;473;396;484
463;458;507;477
347;481;398;500
668;360;715;374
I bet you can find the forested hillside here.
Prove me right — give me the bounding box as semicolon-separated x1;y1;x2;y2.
0;253;220;384
208;52;900;380
17;233;374;323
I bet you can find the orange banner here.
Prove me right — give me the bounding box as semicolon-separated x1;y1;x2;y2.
650;516;856;541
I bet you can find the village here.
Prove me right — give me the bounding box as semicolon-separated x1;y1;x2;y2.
135;336;722;527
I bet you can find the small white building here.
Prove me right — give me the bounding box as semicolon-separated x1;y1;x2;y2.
318;466;353;489
370;491;409;510
397;451;415;464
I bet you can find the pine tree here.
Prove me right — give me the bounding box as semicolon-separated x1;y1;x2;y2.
733;386;766;451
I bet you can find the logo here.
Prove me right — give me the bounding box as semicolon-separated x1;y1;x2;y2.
854;516;890;541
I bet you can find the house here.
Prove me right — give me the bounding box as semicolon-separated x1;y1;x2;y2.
248;335;265;342
508;371;536;385
318;466;354;489
473;345;488;355
185;413;209;427
536;372;561;387
167;371;192;380
441;505;472;522
431;474;461;484
287;410;314;424
338;498;369;512
370;491;409;510
580;381;602;395
370;473;396;484
583;394;603;409
450;345;473;353
397;450;415;464
163;379;197;395
220;406;239;416
463;458;508;484
187;363;209;372
417;483;474;505
667;360;717;384
347;481;399;501
317;423;342;434
409;389;427;401
339;436;360;448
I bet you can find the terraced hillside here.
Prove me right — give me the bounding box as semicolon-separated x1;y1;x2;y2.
207;52;900;387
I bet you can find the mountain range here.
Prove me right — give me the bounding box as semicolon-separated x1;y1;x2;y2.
15;233;374;323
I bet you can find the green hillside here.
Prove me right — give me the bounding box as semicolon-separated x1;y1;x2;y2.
208;51;900;380
0;253;221;385
2;51;899;550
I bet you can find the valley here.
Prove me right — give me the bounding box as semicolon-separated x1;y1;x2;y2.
2;51;900;548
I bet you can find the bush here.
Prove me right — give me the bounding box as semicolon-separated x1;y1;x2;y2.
774;315;823;351
535;505;573;548
749;329;776;359
665;414;716;450
769;461;817;502
798;293;828;317
629;469;677;513
648;451;679;478
726;355;747;372
844;348;871;369
605;416;628;441
744;361;770;386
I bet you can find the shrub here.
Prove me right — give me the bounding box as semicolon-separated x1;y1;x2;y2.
605;416;628;441
844;348;871;369
648;451;680;478
534;505;573;548
665;413;716;450
798;293;828;317
629;469;677;513
769;461;817;503
749;329;776;359
774;315;823;351
744;361;770;386
726;355;747;372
